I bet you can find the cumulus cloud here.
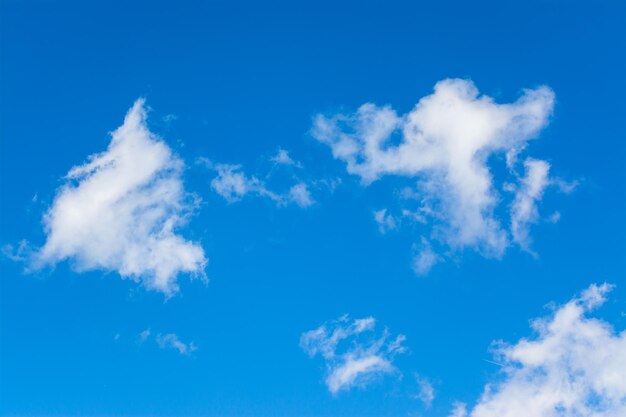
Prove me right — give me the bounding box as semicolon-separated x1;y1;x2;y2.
300;315;406;394
312;79;561;271
452;283;626;417
33;99;206;295
210;162;314;208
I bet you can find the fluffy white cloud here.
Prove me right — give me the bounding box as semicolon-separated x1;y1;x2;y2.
210;162;314;208
300;315;406;394
312;79;559;269
453;283;626;417
34;99;206;295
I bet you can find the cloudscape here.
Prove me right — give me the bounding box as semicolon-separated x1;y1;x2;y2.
1;1;624;417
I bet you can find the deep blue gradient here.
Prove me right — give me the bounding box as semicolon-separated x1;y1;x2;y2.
1;1;625;416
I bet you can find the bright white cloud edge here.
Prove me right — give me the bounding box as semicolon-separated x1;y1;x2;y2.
312;78;562;272
34;99;207;295
450;283;626;417
300;315;406;394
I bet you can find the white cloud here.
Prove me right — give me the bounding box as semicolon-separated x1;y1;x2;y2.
33;99;206;295
312;79;559;270
162;113;178;124
155;333;198;355
412;238;440;276
448;402;469;417
138;329;197;355
455;283;626;417
413;373;436;407
510;158;551;252
210;163;274;202
139;328;151;342
402;208;428;225
210;162;315;207
373;209;398;234
271;148;302;168
300;315;406;394
287;182;315;208
554;178;579;194
548;211;561;223
2;239;31;262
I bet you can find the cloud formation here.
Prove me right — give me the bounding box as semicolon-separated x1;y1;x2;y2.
300;315;406;394
510;158;551;251
452;283;626;417
312;79;560;270
210;163;273;202
139;328;151;342
413;373;435;407
155;333;198;355
373;209;398;234
137;329;197;355
210;162;314;208
271;148;302;168
412;237;440;275
34;99;206;295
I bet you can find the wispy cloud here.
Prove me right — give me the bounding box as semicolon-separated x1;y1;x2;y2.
448;402;468;417
510;158;551;252
413;373;435;407
208;161;314;208
162;113;178;124
312;79;568;273
31;99;206;295
1;239;32;262
451;283;626;417
155;333;198;355
271;148;302;168
300;315;406;394
373;209;398;234
412;237;440;275
138;328;151;342
210;163;274;202
287;182;314;208
137;329;197;356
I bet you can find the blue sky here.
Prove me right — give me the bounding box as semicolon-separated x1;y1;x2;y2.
1;1;625;416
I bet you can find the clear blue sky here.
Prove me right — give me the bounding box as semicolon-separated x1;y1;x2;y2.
1;1;625;416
